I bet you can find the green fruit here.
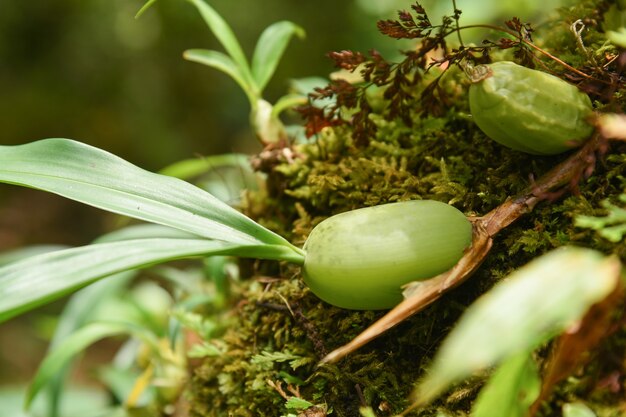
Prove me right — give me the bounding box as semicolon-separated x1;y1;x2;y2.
468;61;594;155
302;200;472;310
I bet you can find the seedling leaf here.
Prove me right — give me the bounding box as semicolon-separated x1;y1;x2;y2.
251;21;305;92
186;0;255;90
184;49;256;104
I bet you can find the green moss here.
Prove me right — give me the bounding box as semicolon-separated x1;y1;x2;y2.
187;1;626;415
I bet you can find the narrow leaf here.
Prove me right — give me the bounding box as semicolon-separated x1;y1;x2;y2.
0;237;302;323
0;245;67;266
135;0;159;19
26;321;158;409
272;94;307;118
45;271;135;417
158;153;250;180
94;223;198;243
471;352;541;417
413;247;621;405
0;139;299;252
186;0;255;90
183;49;256;104
251;21;305;92
285;396;314;410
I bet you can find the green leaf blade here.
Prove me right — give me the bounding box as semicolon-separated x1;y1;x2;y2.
413;247;621;405
0;238;223;322
471;352;541;417
0;139;295;250
183;49;256;104
158;153;250;180
0;237;301;323
186;0;255;90
25;321;157;409
135;0;159;19
251;21;305;92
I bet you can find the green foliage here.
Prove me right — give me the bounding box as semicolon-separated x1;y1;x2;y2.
181;0;304;143
26;321;159;408
0;139;297;248
188;1;626;414
2;0;626;416
414;247;620;405
576;193;626;243
471;352;541;417
0;138;309;321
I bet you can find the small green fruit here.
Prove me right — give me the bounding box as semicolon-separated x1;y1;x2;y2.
468;61;594;155
302;200;472;310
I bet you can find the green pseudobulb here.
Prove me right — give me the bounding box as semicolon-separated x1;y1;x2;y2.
469;61;594;155
302;200;473;310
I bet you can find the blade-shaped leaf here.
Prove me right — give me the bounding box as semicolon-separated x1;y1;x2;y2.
44;272;135;417
272;93;308;118
26;321;159;409
158;152;250;180
183;49;256;104
135;0;159;18
0;245;67;267
95;223;198;243
0;237;301;323
0;139;301;255
413;247;621;406
186;0;255;90
251;21;305;92
471;352;540;417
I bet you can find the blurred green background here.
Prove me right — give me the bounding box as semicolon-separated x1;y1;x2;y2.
0;0;565;400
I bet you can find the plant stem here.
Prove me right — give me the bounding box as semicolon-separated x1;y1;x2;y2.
451;0;464;46
454;23;595;80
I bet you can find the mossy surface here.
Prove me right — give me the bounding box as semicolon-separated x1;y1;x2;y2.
187;1;626;415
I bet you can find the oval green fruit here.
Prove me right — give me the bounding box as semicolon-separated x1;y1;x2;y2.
302;200;473;310
468;61;594;155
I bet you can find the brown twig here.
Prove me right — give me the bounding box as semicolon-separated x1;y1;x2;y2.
321;133;604;364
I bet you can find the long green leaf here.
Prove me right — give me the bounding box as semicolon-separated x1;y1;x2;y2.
45;272;135;417
251;21;305;92
158;152;250;180
0;237;302;323
0;245;67;267
272;93;307;118
413;247;621;406
26;321;159;409
0;139;300;253
186;0;255;91
183;49;256;104
135;0;159;18
471;352;540;417
95;223;198;243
